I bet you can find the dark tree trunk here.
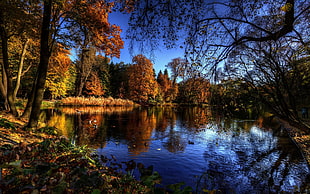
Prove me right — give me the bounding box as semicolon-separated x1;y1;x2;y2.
21;77;36;119
0;12;18;116
74;47;94;96
27;0;52;128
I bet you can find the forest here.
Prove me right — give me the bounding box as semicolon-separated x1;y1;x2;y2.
0;0;310;192
0;0;309;129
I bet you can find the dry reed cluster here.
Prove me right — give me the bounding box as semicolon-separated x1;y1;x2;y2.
60;96;137;106
60;106;135;114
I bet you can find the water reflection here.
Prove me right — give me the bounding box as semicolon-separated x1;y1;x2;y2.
41;106;310;193
200;124;309;193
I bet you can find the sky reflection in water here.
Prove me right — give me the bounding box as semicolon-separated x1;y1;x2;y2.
42;107;310;193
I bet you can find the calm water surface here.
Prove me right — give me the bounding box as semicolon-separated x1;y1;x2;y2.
41;106;310;193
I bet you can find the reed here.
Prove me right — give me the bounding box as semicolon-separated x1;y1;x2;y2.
60;106;135;114
60;96;137;106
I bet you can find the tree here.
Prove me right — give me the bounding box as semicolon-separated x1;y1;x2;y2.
83;72;105;96
157;69;177;103
127;0;309;71
45;45;73;99
24;0;126;127
127;55;158;103
166;58;188;84
0;0;40;116
178;77;211;104
210;78;259;118
108;62;128;98
27;0;53;128
74;47;97;96
127;0;310;129
227;41;310;129
63;0;124;96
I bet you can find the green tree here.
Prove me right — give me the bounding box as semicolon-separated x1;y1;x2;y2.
108;62;128;98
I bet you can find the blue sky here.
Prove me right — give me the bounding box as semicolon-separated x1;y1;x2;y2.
109;12;184;74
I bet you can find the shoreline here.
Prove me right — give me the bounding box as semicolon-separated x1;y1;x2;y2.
277;118;310;167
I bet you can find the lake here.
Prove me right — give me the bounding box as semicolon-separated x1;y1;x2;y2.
41;106;310;193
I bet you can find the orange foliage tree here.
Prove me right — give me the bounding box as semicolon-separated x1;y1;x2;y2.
157;69;178;102
64;0;124;96
127;55;158;103
83;72;105;96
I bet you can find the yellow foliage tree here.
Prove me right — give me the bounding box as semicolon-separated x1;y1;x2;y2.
45;45;73;99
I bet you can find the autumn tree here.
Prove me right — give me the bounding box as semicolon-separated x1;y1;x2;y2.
127;0;310;128
178;77;211;104
0;0;40;116
83;72;104;96
127;55;158;103
25;0;126;127
157;69;177;103
45;45;73;99
9;37;40;101
63;0;124;96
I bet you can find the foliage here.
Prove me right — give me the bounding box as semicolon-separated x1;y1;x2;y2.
46;45;74;99
108;62;129;99
210;79;260;118
157;70;178;103
127;55;159;103
64;0;124;58
37;126;58;135
83;71;105;96
167;182;193;194
0;118;16;130
0;138;150;193
178;77;211;104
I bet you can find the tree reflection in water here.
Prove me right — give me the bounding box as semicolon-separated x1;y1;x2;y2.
41;106;310;192
200;124;309;193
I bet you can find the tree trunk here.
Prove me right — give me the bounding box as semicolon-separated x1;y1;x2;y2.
0;61;9;110
0;13;18;116
21;77;36;119
27;0;52;128
74;47;93;96
14;38;29;101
